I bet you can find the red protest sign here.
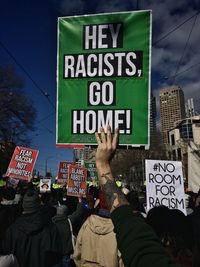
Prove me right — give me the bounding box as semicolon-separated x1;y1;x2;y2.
57;161;74;185
67;165;87;197
6;146;39;181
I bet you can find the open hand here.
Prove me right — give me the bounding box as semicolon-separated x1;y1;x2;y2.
95;126;118;165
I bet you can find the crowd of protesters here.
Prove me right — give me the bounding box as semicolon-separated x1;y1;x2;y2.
0;127;199;267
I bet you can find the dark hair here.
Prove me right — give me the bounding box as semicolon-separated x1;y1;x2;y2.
1;187;16;200
126;190;140;211
147;206;194;265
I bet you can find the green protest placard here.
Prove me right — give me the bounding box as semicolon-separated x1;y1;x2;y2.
57;10;152;147
85;162;98;181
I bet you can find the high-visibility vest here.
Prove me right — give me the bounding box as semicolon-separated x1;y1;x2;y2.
32;181;40;187
52;183;62;189
0;179;6;187
116;181;122;187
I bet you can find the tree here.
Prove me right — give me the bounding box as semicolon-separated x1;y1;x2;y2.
0;65;36;146
110;131;169;189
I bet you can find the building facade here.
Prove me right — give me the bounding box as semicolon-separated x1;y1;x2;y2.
168;115;200;178
159;86;185;145
185;98;200;117
150;93;157;146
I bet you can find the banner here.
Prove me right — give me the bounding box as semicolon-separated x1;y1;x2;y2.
67;165;87;197
6;146;39;181
188;141;200;193
57;10;152;147
57;161;74;185
145;159;186;215
40;179;51;193
85;162;98;181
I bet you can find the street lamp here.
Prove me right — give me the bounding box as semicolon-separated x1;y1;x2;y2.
45;156;56;177
45;154;63;177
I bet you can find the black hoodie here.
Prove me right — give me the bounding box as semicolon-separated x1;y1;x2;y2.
2;207;62;267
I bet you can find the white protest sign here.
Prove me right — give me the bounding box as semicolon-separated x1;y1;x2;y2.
145;159;186;215
40;179;51;193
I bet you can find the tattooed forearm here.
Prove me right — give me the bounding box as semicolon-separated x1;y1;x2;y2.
101;175;129;212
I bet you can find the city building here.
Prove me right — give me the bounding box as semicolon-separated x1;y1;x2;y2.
150;93;157;146
74;147;93;165
159;86;185;145
185;98;200;117
168;115;200;178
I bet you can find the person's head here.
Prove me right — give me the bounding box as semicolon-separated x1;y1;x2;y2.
1;187;16;202
146;205;170;238
40;192;51;205
126;190;140;211
22;190;41;214
56;204;68;216
147;206;194;266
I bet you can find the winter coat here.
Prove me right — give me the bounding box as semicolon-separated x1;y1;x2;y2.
2;207;62;267
52;214;73;256
0;201;21;242
73;213;124;267
52;202;86;256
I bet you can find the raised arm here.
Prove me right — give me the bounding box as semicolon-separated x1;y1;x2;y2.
95;126;129;212
95;126;181;267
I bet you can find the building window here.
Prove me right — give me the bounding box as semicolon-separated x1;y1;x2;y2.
171;134;175;145
180;122;193;139
177;148;182;160
172;150;176;160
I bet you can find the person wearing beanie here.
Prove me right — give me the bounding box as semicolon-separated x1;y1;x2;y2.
22;190;41;214
1;190;62;267
1;187;16;203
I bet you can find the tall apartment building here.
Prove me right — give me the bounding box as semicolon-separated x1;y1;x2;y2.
159;86;185;145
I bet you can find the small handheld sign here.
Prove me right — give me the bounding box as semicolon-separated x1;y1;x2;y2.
6;146;39;181
67;165;87;197
57;161;74;185
40;179;51;193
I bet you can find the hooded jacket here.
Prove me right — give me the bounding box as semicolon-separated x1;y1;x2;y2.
73;213;124;267
51;202;86;256
2;207;62;267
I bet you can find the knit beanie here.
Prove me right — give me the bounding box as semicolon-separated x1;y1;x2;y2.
22;191;41;213
1;187;16;201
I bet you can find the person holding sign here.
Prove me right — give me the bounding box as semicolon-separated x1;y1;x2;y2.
95;126;181;267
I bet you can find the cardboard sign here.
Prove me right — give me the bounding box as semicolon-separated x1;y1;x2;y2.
57;161;74;185
57;10;152;147
85;162;98;181
145;160;186;215
6;146;39;181
40;179;51;193
67;165;87;197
